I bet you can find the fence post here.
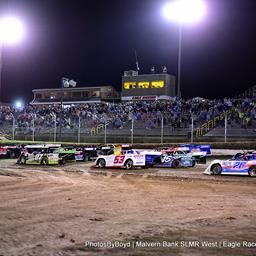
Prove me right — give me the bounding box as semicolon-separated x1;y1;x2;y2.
78;116;81;143
161;116;164;144
104;120;107;144
54;114;57;142
32;118;35;142
12;115;15;140
191;116;194;143
224;113;227;143
131;118;134;144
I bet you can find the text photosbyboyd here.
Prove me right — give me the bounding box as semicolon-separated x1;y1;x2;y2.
84;240;256;249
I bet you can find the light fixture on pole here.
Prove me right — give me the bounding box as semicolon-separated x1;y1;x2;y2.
162;0;206;98
14;100;24;109
0;16;25;102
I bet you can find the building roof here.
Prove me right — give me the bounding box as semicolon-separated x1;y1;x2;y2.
30;100;102;105
122;73;174;78
32;85;115;93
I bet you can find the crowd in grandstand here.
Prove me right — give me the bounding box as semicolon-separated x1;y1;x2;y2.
0;97;255;135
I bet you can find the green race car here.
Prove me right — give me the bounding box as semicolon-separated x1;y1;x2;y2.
17;144;62;165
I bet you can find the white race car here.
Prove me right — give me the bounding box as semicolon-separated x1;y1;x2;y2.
204;152;256;176
95;149;146;170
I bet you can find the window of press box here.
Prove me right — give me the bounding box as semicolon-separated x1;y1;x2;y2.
151;81;164;88
123;82;136;89
36;93;42;99
92;91;100;97
138;82;150;88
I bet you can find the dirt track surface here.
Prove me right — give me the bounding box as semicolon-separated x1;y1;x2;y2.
0;160;256;256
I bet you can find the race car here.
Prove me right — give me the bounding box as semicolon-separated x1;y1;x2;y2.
57;147;77;162
17;144;62;165
158;144;211;163
97;145;115;156
97;144;133;157
146;150;196;168
181;144;211;156
204;152;256;176
74;146;99;161
0;145;22;158
95;149;146;170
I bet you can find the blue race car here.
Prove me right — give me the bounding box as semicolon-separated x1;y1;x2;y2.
179;144;211;155
158;144;211;164
178;144;211;163
145;151;196;168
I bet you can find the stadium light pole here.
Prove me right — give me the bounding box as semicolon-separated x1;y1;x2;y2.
0;16;25;102
224;113;227;143
32;117;35;142
78;116;81;143
161;115;164;144
191;115;194;143
131;118;134;144
10;113;15;140
162;0;206;98
53;113;57;142
104;120;107;145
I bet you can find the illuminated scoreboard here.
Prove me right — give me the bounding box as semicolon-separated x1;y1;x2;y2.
121;73;176;101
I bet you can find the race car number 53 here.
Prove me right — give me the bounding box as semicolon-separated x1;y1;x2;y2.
114;156;125;164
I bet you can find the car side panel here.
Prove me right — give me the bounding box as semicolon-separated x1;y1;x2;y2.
221;160;253;174
97;154;145;168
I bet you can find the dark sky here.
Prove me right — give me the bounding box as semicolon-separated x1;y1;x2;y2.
0;0;256;103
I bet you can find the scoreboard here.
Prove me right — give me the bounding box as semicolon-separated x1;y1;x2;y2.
121;73;176;101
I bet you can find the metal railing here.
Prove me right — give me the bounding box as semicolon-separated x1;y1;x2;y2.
0;114;255;143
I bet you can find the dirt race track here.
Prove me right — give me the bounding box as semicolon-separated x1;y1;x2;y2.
0;159;256;256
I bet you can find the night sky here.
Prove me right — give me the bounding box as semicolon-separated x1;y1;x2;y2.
0;0;256;103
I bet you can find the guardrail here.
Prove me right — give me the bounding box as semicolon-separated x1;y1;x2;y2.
90;120;112;136
195;108;234;137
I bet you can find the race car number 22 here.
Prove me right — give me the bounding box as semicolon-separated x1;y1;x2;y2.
114;156;125;164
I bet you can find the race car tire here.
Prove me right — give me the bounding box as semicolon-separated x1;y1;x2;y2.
59;158;66;165
199;157;206;164
41;157;49;166
248;166;256;177
191;160;196;167
97;159;106;168
210;164;222;175
83;154;89;162
124;159;133;170
8;151;15;159
19;155;27;165
172;159;180;168
143;164;151;169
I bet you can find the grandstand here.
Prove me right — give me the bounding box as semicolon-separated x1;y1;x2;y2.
0;94;255;143
237;85;256;99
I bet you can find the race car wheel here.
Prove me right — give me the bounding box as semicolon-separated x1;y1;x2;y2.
41;157;49;166
248;166;256;177
172;159;180;168
8;151;15;159
143;164;150;169
124;159;133;170
59;158;66;165
191;160;196;167
97;159;106;168
210;164;222;175
83;154;89;162
199;157;206;164
19;155;27;165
